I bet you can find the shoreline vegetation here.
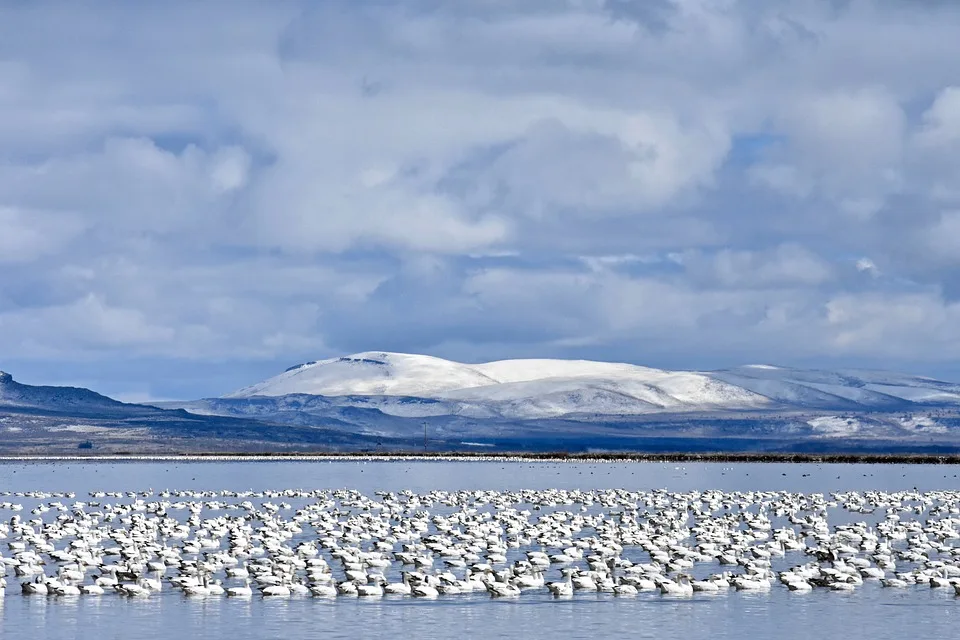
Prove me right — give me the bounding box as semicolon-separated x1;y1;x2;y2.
3;451;960;463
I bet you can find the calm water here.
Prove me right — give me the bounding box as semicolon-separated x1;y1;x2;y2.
2;460;960;639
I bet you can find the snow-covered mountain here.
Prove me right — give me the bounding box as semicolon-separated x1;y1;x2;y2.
5;357;960;454
221;352;960;419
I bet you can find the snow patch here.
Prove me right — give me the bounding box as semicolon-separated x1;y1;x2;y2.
898;416;948;433
47;425;115;433
807;416;862;436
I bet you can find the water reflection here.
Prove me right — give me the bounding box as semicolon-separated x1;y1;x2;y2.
5;581;960;640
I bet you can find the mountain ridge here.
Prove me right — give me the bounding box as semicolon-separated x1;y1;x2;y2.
221;351;960;418
0;370;132;414
5;355;960;455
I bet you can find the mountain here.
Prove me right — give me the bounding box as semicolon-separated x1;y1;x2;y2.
6;355;960;455
220;352;960;418
0;371;391;454
0;370;130;414
152;352;960;453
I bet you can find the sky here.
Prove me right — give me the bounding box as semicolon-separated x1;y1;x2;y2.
3;0;960;401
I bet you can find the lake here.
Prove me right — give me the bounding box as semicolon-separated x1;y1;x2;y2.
2;459;959;640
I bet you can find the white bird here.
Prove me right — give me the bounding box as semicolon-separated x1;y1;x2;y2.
227;579;253;597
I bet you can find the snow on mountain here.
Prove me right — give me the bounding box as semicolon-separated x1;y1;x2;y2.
226;353;500;398
806;416;863;436
224;352;777;417
864;385;960;404
472;358;662;383
221;352;960;420
898;415;948;433
712;365;960;409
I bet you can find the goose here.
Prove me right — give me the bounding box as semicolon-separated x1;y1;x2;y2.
53;581;82;596
613;580;638;596
95;569;119;587
357;582;384;597
571;572;597;591
183;576;212;597
485;580;520;597
859;566;885;580
733;575;772;591
881;576;908;589
658;575;694;596
226;579;253;597
115;582;151;597
411;583;440;598
141;570;163;592
547;569;574;597
512;569;545;590
385;573;412;595
261;583;292;597
21;576;48;595
309;583;338;597
226;564;249;579
692;578;721;592
59;564;85;583
632;577;659;591
436;581;461;595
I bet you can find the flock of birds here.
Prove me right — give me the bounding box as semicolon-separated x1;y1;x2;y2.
4;485;960;601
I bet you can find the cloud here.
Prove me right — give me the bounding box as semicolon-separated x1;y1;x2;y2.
677;245;834;289
454;114;730;217
855;257;879;277
915;86;960;148
921;211;960;265
0;294;175;357
0;138;251;243
0;207;87;263
3;1;960;397
752;87;906;217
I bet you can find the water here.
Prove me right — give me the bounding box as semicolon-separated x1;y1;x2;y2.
2;459;960;639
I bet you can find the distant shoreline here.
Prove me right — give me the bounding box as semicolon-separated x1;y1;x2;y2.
2;451;960;464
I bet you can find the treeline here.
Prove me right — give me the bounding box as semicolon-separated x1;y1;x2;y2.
55;450;960;464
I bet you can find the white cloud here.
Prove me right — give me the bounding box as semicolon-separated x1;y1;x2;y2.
915;86;960;148
679;245;834;289
0;294;174;356
754;87;905;215
0;207;87;263
921;211;960;265
855;257;879;276
209;147;251;194
824;291;960;358
0;138;249;240
3;1;960;395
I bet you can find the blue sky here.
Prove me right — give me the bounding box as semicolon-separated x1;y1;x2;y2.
3;1;960;401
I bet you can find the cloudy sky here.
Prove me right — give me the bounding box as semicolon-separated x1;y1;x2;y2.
3;0;960;400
